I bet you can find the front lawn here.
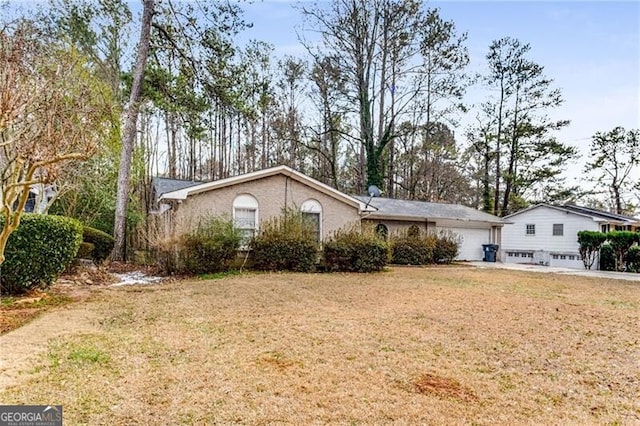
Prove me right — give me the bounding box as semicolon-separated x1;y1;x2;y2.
1;267;638;424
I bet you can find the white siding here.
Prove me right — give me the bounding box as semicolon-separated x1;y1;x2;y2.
502;206;600;268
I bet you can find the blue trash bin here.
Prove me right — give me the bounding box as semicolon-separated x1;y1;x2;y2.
482;244;499;262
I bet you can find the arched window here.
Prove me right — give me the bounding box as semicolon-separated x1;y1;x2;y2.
301;199;322;243
375;223;389;241
233;194;259;247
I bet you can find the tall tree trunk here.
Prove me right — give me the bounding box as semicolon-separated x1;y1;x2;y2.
493;78;505;215
613;184;622;214
112;0;154;261
482;137;492;212
502;88;520;215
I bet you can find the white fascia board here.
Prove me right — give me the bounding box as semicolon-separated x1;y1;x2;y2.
504;203;599;222
158;165;375;213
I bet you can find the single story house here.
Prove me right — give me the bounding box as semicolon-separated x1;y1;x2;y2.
501;203;640;269
154;165;505;261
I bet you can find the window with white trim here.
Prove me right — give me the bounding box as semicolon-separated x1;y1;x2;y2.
552;223;563;236
301;199;322;243
526;224;535;235
233;194;259;248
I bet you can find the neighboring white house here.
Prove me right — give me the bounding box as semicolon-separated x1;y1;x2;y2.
22;183;56;214
501;204;640;269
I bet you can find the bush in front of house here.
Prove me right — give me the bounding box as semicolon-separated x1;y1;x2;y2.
81;226;115;263
250;210;318;272
0;214;83;295
179;216;242;275
606;231;639;271
433;230;461;264
599;243;615;271
624;245;640;273
390;231;436;265
323;224;388;272
577;230;607;270
76;242;96;260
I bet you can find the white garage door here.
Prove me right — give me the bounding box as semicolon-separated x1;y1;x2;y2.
549;253;584;269
439;227;490;261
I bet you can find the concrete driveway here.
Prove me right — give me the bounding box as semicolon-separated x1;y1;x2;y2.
468;261;640;282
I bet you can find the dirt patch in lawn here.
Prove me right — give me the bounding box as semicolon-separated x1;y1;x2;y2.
411;372;477;402
0;266;639;424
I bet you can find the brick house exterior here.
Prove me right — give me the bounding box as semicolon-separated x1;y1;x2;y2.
153;166;505;261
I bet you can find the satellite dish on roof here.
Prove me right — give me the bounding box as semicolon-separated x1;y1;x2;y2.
368;185;382;198
364;185;382;209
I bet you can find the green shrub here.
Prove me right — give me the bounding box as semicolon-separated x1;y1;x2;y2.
624;245;640;273
0;214;83;295
76;242;95;259
599;243;615;271
577;230;607;270
433;230;461;264
178;216;242;275
82;226;114;263
323;224;388;272
606;231;639;271
250;210;318;272
390;231;436;265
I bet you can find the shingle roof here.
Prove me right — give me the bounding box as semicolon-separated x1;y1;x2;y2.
503;203;640;225
352;196;505;224
560;204;639;223
152;177;202;199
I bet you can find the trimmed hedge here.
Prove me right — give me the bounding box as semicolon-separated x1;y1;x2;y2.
76;242;95;260
82;226;115;263
577;230;607;270
251;238;318;272
0;214;83;294
250;210;318;272
390;232;436;265
599;243;615;271
607;231;639;271
624;245;640;273
323;225;388;272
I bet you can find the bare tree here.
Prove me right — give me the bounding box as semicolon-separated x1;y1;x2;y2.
0;24;113;263
301;0;426;190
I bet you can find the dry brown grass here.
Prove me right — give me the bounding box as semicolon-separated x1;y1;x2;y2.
1;267;639;425
0;291;72;334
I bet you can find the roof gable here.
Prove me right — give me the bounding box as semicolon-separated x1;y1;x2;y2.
159;165;373;212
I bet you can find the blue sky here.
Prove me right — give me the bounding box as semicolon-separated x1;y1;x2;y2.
240;0;640;187
5;0;637;189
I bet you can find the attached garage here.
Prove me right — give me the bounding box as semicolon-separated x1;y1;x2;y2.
354;196;505;262
438;227;492;261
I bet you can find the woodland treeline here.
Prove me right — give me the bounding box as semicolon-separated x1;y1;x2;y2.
2;0;638;239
